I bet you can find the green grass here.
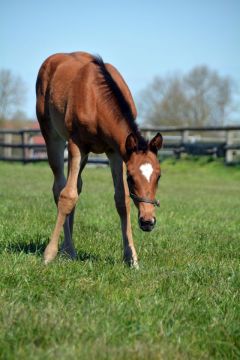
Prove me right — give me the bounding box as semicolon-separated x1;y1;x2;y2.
0;159;239;359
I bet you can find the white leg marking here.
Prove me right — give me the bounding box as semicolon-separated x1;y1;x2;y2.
140;163;153;182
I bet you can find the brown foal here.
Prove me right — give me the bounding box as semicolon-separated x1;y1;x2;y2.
36;52;163;267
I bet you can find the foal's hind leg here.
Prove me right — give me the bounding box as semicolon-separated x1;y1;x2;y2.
44;139;81;264
107;152;138;268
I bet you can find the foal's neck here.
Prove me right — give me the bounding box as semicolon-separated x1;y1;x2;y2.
105;116;143;161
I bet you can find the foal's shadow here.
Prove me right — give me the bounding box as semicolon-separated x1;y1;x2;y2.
4;239;46;256
3;238;116;265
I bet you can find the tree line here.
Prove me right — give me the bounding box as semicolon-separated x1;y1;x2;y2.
138;66;238;126
0;69;27;124
0;66;239;127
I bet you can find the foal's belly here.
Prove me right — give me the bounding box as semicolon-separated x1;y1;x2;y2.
76;128;112;154
88;142;112;154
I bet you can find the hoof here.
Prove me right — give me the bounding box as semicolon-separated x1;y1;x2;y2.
132;261;139;269
123;247;139;269
124;256;139;269
44;246;58;264
130;259;139;270
60;246;77;260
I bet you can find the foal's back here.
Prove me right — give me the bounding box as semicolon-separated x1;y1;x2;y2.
37;52;93;100
36;52;94;137
36;52;136;148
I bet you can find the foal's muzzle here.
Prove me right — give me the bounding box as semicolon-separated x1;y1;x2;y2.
139;217;156;232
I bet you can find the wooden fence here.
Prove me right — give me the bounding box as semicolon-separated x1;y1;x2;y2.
0;126;240;164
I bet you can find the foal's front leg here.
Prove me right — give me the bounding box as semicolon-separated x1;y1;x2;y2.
107;153;138;268
61;154;88;258
44;139;81;264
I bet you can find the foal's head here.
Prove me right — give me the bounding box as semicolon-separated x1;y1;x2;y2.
126;133;163;232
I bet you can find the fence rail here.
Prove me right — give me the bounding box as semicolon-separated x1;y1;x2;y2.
0;126;240;164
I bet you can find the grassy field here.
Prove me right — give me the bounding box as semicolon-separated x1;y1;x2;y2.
0;159;239;359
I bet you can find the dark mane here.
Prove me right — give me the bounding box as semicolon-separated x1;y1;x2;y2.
92;55;148;151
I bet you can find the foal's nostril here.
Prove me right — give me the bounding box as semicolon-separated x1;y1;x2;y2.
139;217;147;227
139;217;155;225
139;217;156;231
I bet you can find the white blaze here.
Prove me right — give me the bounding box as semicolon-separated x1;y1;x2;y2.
139;163;153;182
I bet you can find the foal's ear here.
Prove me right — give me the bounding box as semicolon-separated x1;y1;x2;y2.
125;133;138;155
149;133;163;154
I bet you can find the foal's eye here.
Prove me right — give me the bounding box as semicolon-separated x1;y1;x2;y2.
157;175;161;183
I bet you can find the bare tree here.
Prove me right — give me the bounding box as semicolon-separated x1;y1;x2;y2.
138;66;235;127
0;69;27;120
184;66;233;126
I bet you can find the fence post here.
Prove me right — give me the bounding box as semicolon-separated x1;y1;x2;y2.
4;133;12;158
182;130;189;144
176;129;189;159
226;130;234;164
20;131;24;163
20;131;28;164
146;130;151;140
142;129;151;141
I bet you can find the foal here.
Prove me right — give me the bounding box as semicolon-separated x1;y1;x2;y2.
36;52;163;267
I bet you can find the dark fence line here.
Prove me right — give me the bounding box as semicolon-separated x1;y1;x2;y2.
1;125;240;134
141;125;240;132
142;126;240;164
0;126;240;164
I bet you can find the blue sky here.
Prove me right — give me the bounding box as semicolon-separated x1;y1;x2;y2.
1;0;240;119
